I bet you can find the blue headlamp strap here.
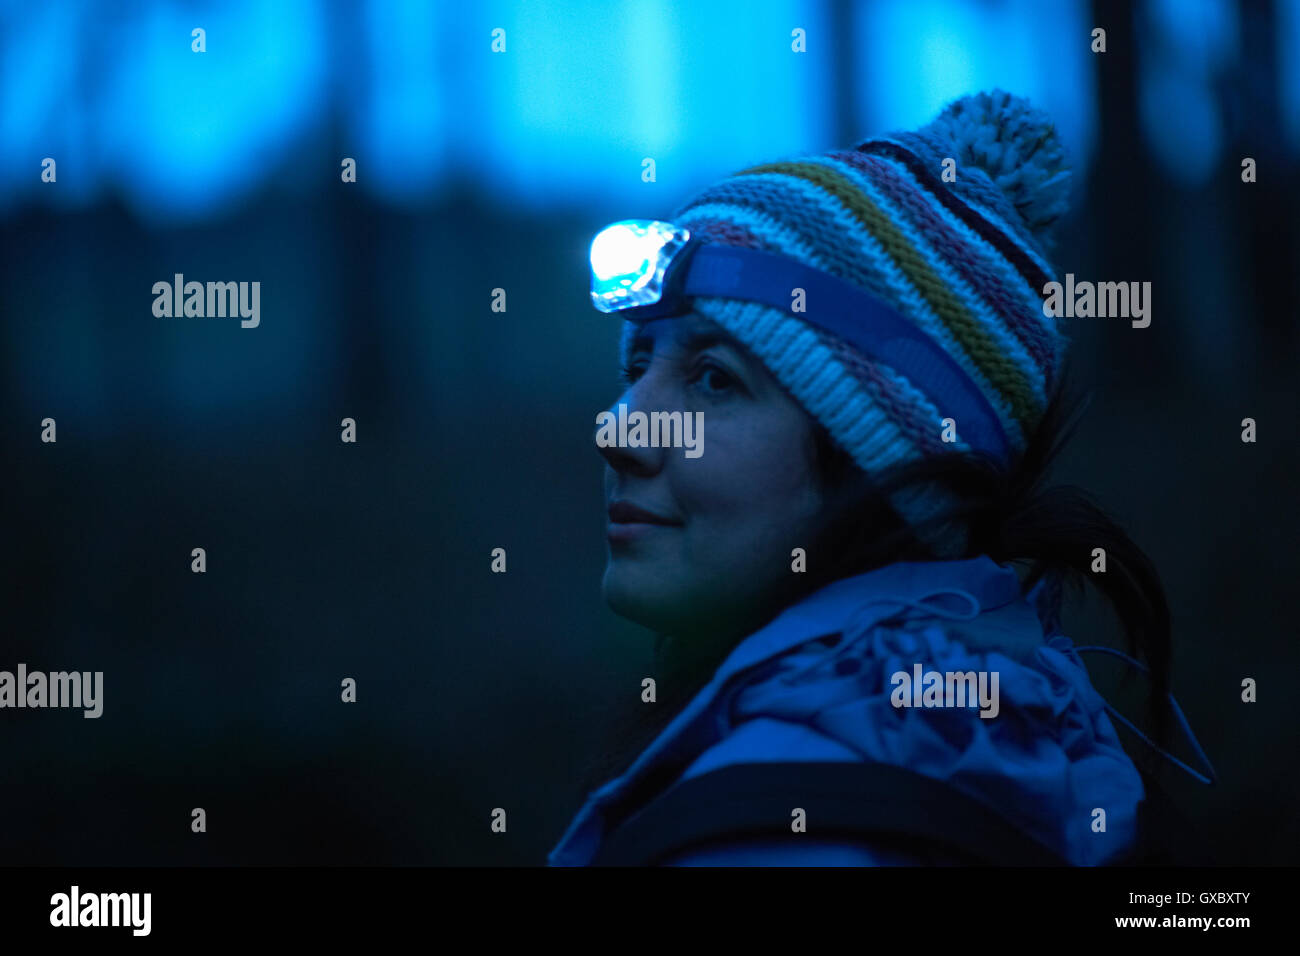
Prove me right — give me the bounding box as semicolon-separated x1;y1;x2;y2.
654;239;1012;463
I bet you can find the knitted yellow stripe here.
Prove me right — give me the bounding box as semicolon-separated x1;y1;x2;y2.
736;160;1040;432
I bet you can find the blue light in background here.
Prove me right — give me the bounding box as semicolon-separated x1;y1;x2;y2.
0;0;95;209
1279;0;1300;153
358;0;448;202
856;0;1096;175
6;0;1299;222
0;0;329;222
466;0;831;215
1138;0;1238;188
100;0;328;222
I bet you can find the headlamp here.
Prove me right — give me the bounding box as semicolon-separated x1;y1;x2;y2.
590;220;696;317
588;217;1012;463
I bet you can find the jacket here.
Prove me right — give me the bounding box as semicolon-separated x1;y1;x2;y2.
548;555;1214;866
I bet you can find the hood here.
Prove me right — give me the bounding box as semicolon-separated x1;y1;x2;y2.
549;555;1147;866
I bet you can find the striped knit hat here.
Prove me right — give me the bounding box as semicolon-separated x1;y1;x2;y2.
619;89;1071;557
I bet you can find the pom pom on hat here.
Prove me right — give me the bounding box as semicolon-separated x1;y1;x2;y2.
922;89;1072;249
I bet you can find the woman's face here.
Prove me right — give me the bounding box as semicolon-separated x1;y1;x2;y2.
598;311;828;644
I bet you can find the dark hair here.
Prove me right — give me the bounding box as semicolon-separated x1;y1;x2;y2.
573;369;1174;800
805;371;1174;747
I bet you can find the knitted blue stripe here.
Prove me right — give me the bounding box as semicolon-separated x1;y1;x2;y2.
878;127;1060;278
811;154;1049;412
676;174;901;296
676;181;1025;453
675;202;826;267
712;170;1027;447
868;359;974;456
865;150;1065;372
885;130;1059;279
691;298;917;471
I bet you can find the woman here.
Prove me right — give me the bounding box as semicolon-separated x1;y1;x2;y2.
550;90;1214;866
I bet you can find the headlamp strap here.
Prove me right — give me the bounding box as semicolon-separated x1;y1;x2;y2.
680;243;1012;463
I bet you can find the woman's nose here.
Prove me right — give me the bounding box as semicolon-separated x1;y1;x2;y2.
595;384;667;477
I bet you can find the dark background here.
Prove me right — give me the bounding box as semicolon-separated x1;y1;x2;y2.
2;0;1297;865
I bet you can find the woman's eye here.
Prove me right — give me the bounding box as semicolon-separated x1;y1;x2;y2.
691;362;735;395
620;361;647;384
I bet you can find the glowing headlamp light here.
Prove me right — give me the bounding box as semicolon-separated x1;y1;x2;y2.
588;217;1013;463
590;220;695;316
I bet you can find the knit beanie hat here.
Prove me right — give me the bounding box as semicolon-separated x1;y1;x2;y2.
618;89;1071;558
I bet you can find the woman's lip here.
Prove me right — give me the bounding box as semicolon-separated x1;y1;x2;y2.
606;521;678;544
607;500;682;525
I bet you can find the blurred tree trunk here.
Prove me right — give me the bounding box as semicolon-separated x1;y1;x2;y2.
1237;0;1297;366
1089;0;1166;389
830;0;858;146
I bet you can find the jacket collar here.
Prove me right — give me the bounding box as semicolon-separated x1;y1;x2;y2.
710;555;1023;684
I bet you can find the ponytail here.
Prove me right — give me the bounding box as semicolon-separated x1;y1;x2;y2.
810;372;1175;748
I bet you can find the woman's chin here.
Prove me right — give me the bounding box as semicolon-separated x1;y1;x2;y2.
602;563;763;644
602;563;687;632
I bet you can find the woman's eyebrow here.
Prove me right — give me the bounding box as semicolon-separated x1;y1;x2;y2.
628;326;739;357
680;329;738;354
